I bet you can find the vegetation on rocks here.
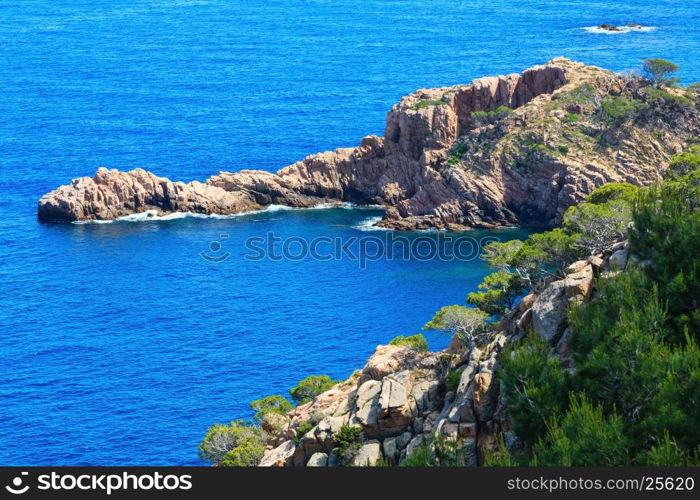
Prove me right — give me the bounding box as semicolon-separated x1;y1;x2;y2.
250;395;294;423
423;305;490;348
290;375;339;405
197;60;699;468
389;334;429;351
198;420;269;467
487;150;700;466
642;58;680;88
409;99;446;111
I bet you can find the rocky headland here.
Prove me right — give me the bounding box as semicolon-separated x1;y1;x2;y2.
257;246;627;466
38;58;700;230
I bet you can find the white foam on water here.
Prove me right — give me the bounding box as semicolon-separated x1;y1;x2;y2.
354;216;388;231
71;202;385;224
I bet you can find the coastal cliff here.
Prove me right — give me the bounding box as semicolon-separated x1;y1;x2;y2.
199;143;699;466
256;252;608;466
38;58;700;229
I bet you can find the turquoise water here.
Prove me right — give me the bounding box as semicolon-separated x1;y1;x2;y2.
1;0;698;465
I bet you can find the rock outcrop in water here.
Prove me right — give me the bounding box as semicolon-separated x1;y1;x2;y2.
38;58;700;229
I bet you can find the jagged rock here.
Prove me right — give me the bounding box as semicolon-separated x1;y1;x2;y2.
397;431;413;450
382;437;398;465
352;441;383;466
358;345;442;384
353;380;382;430
405;435;425;458
327;448;342;467
566;259;589;274
556;327;575;362
259;244;629;467
531;279;570;343
565;264;594;298
259;440;296;467
314;416;347;451
588;254;607;271
261;413;290;434
609;247;629;270
473;372;498;423
306;452;328;467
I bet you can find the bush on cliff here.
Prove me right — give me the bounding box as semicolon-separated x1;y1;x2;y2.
529;395;630;466
491;163;700;465
199;420;268;466
600;95;645;125
290;375;339;405
642;58;680;88
584;182;638;205
467;270;527;315
249;395;294;423
423;305;489;349
664;146;700;180
389;334;429;351
500;335;569;445
334;424;364;463
477;182;636;300
629;178;700;339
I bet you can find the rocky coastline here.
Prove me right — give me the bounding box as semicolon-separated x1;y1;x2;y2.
257;245;626;466
38;58;698;230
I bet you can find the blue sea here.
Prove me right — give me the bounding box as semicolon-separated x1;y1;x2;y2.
1;0;698;466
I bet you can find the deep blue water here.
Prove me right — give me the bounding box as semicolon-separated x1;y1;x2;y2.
1;0;699;465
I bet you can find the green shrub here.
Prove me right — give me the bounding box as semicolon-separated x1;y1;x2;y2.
565;113;579;123
399;442;434;466
220;439;266;467
447;141;469;165
483;434;521;466
641;87;693;107
334;424;363;450
410;99;446;111
601;95;644;124
558;145;569;155
445;369;461;393
423;305;490;348
642;58;680;87
467;270;527;315
471;105;514;119
637;433;699;466
552;83;596;107
249;395;294;423
530;395;630;466
389;334;429;351
569;271;671;421
629;180;700;338
290;375;339;405
199;420;268;466
334;424;364;462
500;335;570;446
294;421;315;442
470;106;514;126
563;200;631;254
665;146;700;180
585;182;639;205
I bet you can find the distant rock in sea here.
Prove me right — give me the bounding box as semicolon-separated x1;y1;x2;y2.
584;24;656;34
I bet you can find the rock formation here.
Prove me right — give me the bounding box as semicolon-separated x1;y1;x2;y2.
258;242;628;466
38;58;700;229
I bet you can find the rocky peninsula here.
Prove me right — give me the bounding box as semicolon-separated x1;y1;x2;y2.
38;58;699;230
